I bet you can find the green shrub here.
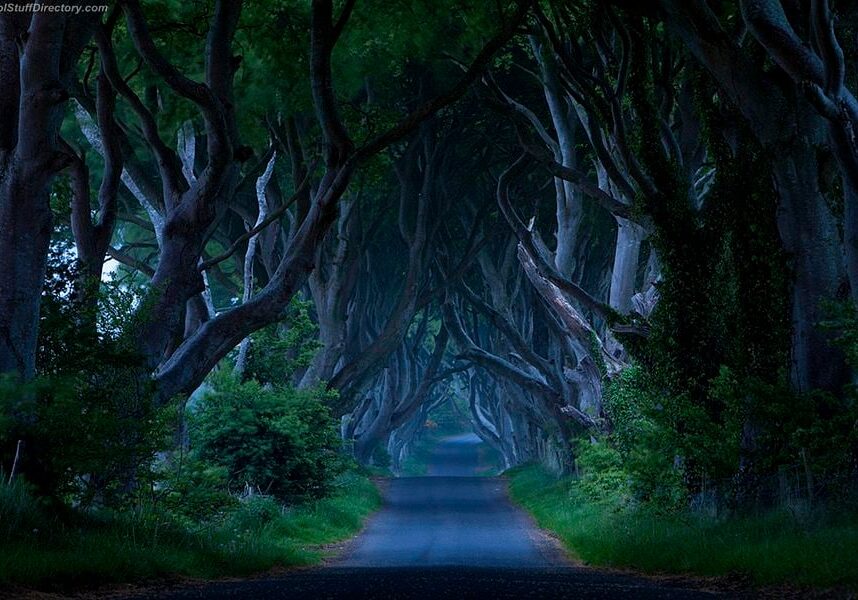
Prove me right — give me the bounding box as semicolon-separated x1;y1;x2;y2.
225;495;283;533
574;440;631;507
243;298;321;386
600;368;687;511
0;470;380;588
155;458;236;523
0;247;168;505
191;373;345;502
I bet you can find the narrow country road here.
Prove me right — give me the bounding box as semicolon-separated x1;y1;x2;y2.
129;435;724;599
337;434;556;568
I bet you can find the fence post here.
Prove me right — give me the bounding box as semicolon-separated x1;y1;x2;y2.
8;439;23;483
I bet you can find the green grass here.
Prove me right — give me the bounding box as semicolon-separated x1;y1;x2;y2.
0;471;380;589
507;464;858;589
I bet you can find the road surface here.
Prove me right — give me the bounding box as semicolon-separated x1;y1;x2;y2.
126;433;721;599
337;433;553;568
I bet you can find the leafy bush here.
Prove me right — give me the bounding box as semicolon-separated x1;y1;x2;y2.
0;371;173;506
224;495;283;534
0;470;381;588
509;464;858;588
573;440;631;508
602;359;858;513
600;367;687;511
0;246;168;505
191;373;345;502
155;458;236;523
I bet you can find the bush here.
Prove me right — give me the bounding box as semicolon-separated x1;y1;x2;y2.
155;458;236;523
243;298;321;386
574;440;631;508
600;367;687;511
0;246;168;506
191;373;345;502
0;470;381;588
0;372;172;506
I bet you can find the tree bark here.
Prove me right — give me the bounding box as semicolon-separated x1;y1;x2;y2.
0;10;95;378
609;217;646;314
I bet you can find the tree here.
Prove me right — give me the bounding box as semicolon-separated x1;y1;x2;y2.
0;5;98;378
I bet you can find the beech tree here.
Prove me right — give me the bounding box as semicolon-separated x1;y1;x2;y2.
0;4;98;378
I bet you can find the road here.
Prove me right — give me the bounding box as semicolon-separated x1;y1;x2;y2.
337;434;554;568
128;433;722;599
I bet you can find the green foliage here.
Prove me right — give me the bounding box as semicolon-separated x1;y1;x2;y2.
244;297;321;386
600;367;689;511
0;472;380;588
191;373;344;502
1;245;167;505
0;374;173;506
611;64;797;503
0;478;45;543
509;464;858;588
573;440;631;507
155;458;236;524
601;358;858;512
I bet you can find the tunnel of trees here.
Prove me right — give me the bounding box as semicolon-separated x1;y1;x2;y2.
1;0;858;586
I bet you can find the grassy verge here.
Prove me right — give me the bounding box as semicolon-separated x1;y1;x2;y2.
0;471;380;589
507;464;858;589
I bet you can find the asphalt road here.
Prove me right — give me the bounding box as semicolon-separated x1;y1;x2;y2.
117;433;724;599
337;433;550;568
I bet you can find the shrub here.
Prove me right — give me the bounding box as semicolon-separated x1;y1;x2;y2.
191;373;345;502
574;440;631;508
155;457;236;523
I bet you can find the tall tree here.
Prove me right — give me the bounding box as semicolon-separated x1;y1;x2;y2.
0;4;98;378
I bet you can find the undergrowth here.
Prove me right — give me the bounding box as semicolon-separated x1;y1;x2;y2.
507;464;858;589
0;471;380;589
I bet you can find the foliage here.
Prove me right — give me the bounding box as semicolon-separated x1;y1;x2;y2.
0;478;45;543
191;372;345;502
154;457;236;524
243;297;321;386
613;73;797;502
508;464;858;589
0;472;380;588
1;246;168;505
601;360;858;513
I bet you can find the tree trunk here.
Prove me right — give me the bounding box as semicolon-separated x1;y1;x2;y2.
608;217;645;314
0;11;95;378
0;175;52;378
772;146;849;392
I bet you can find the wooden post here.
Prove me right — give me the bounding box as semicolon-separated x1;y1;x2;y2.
8;439;23;483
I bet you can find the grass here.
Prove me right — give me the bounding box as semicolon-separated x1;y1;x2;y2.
0;471;381;589
507;464;858;589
